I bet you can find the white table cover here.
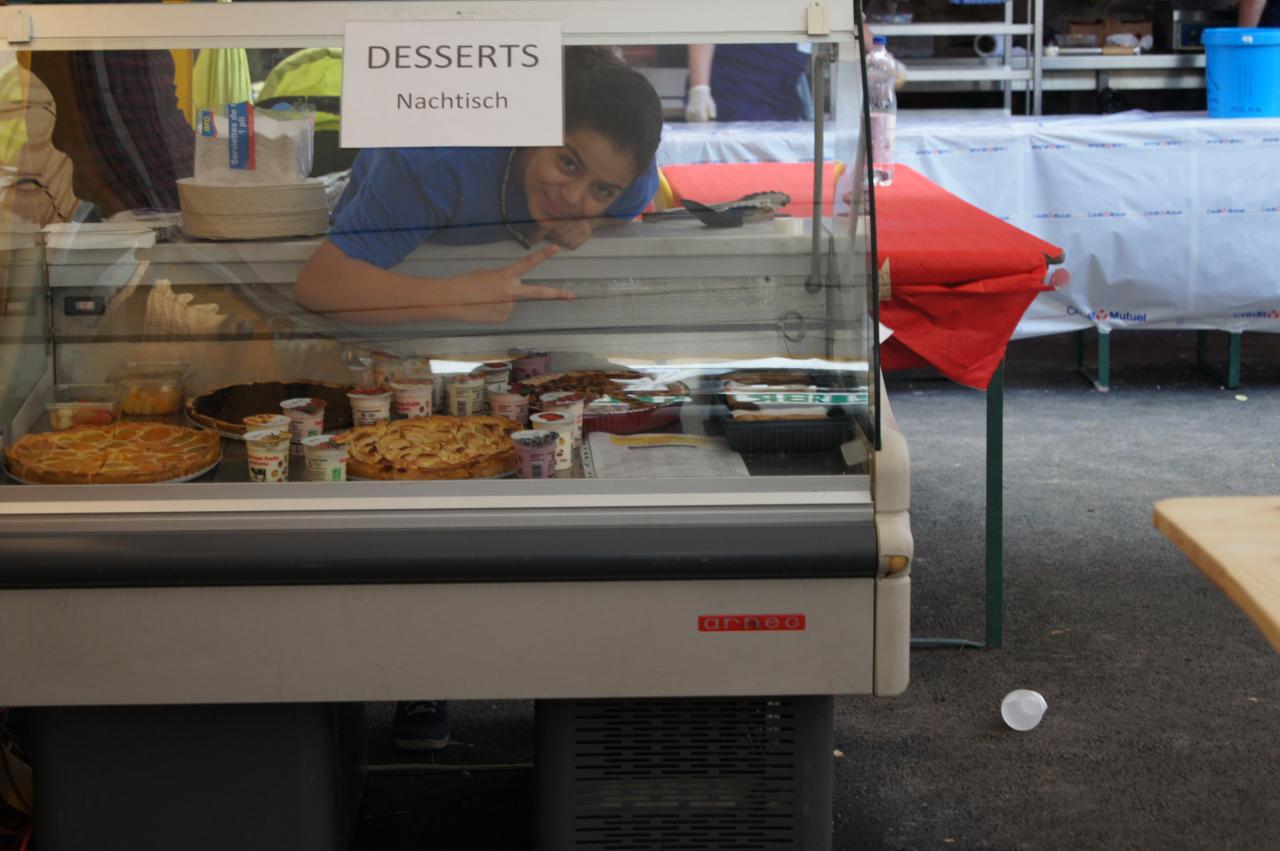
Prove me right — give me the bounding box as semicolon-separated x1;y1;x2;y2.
659;112;1280;337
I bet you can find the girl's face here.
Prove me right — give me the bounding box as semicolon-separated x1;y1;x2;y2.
519;128;638;224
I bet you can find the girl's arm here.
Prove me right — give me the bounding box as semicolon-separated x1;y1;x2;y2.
294;240;573;325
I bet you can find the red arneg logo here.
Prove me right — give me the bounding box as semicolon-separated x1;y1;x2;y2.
698;614;806;632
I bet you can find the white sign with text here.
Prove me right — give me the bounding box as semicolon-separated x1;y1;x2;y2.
340;20;563;149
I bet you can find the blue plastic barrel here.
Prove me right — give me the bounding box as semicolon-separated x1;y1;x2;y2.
1202;28;1280;118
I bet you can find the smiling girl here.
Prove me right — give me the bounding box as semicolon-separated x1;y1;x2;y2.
293;47;663;325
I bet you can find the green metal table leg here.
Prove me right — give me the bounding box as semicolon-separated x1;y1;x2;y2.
911;361;1006;652
985;359;1004;649
1196;330;1244;389
1228;332;1242;390
1074;329;1110;392
1096;331;1110;391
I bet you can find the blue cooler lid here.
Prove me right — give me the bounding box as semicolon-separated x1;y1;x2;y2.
1202;28;1280;47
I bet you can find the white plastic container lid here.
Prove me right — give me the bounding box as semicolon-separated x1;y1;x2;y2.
1001;690;1048;731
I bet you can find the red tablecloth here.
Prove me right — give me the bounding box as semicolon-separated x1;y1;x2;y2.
659;161;1063;390
659;161;840;218
876;165;1062;389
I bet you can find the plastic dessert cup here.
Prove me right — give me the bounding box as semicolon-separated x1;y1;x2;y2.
302;434;349;482
447;376;486;417
46;384;120;430
280;397;327;454
390;379;434;419
244;428;291;483
511;429;557;479
510;350;549;380
530;411;573;471
347;388;392;426
487;383;530;426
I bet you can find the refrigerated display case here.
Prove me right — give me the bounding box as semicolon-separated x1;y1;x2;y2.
0;2;912;848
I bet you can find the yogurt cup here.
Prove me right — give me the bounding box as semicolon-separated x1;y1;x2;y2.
280;397;326;455
301;434;349;482
487;383;530;426
347;388;392;426
530;411;573;471
447;375;486;417
511;429;557;479
390;378;434;419
244;428;291;483
243;413;291;433
479;361;512;386
540;391;586;445
510;350;549;380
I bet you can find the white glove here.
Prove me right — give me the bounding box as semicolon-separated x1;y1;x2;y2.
685;84;717;122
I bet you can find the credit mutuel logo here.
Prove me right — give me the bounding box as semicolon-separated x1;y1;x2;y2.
698;614;806;632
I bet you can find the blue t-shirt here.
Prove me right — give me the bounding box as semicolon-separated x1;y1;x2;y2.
710;44;809;122
330;147;658;270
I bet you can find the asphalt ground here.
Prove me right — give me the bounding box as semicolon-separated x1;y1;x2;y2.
352;330;1280;851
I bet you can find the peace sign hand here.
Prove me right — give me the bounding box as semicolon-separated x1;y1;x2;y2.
441;243;574;324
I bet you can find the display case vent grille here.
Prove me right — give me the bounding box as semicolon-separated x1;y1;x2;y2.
536;696;833;850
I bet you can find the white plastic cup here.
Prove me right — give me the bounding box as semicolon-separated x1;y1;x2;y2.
487;383;530;426
244;428;291;483
1001;690;1048;731
280;397;326;455
529;411;573;471
347;388;392;426
301;434;348;482
390;379;434;419
447;376;486;417
540;391;585;446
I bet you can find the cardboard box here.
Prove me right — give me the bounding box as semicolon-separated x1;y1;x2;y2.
1068;18;1154;44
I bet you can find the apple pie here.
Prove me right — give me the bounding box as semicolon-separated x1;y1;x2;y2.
5;422;222;484
333;415;519;480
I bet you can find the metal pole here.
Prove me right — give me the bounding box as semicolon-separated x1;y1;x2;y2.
985;359;1005;648
808;46;829;294
1032;0;1044;115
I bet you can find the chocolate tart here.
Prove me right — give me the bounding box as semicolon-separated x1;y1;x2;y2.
186;381;353;438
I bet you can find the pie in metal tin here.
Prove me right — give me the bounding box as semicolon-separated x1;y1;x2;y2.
5;422;221;485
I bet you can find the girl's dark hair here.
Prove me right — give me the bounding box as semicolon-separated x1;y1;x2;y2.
563;46;663;176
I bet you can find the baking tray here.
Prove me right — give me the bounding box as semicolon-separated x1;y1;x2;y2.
5;456;222;485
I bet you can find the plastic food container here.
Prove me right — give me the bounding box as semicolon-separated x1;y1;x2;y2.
540;391;586;445
479;362;512;386
302;434;348;482
529;411;573;470
510;350;549;380
487;383;529;426
390;379;434;419
45;384;121;430
109;362;191;416
511;429;557;479
347;388;392;425
447;376;486;417
244;428;291;483
280;397;327;454
243;413;292;433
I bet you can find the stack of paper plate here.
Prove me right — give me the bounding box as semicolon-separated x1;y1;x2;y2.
178;178;330;240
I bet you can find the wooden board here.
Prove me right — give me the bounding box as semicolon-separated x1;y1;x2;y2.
1154;496;1280;653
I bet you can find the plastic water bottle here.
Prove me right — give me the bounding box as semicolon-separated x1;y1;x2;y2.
867;36;897;187
1001;690;1048;731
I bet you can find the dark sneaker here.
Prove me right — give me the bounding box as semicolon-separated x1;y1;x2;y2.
392;700;450;751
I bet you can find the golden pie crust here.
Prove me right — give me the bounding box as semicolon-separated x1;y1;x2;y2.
5;422;222;485
333;415;519;480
